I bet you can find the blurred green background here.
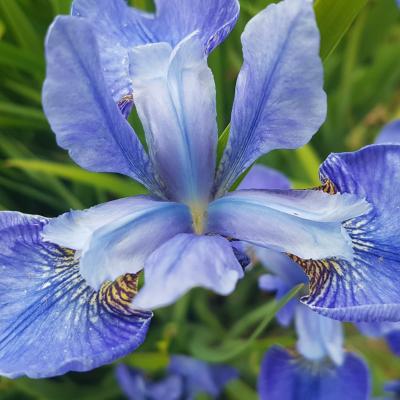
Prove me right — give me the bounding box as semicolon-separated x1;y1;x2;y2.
0;0;399;399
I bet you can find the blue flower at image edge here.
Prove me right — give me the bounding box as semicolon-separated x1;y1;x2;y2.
239;167;370;400
116;355;237;400
0;0;400;380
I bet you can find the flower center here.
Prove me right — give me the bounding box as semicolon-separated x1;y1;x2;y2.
190;204;207;235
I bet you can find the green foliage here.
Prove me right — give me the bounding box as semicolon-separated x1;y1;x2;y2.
0;0;399;399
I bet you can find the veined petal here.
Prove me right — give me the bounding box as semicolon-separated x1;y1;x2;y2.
130;35;217;204
78;201;192;290
151;0;240;53
168;355;238;398
215;0;326;195
71;0;239;112
207;189;370;260
71;0;155;106
116;365;183;400
302;145;400;321
238;164;291;190
0;212;152;379
295;305;344;366
375;120;400;144
43;17;159;193
43;195;160;250
258;347;370;400
132;234;244;310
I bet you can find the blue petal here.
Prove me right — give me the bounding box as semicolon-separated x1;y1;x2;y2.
71;0;239;110
43;17;159;193
375;120;400;144
129;34;217;204
132;234;244;310
238;164;291;190
0;212;152;378
168;355;238;398
207;189;370;261
303;145;400;321
62;199;192;290
258;347;370;400
116;365;183;400
295;305;344;365
257;248;306;326
384;380;400;395
215;0;326;195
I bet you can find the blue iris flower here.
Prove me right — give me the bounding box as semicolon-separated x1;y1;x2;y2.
116;355;237;400
0;0;400;380
243;172;370;398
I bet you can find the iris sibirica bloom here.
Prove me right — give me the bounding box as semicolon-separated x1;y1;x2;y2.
244;177;370;399
116;355;237;400
1;0;400;380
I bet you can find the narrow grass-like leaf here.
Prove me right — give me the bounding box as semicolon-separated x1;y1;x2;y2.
6;159;147;197
0;0;42;53
315;0;368;61
189;284;303;362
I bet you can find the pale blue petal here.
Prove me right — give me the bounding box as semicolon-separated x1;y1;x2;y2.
42;196;158;250
375;120;400;144
116;365;183;400
215;0;326;194
258;347;370;400
207;189;370;260
295;305;344;365
303;145;400;321
0;212;151;378
130;35;217;204
132;234;244;310
238;164;291;190
43;17;159;192
79;201;192;290
169;355;238;398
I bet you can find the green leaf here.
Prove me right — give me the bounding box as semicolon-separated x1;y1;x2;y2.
121;352;170;372
0;0;42;54
225;379;258;400
6;159;147;197
315;0;368;61
189;284;303;362
217;123;230;163
14;373;120;400
0;42;44;78
293;144;322;186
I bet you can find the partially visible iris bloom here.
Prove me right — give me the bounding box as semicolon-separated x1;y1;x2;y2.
1;0;400;380
116;355;237;400
243;176;370;398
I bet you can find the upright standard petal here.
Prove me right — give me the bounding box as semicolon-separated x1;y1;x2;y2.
0;212;152;378
258;347;370;400
130;35;217;204
215;0;326;195
43;17;159;192
132;234;244;310
207;189;370;261
375;120;400;144
168;355;238;398
77;200;192;290
71;0;239;111
302;145;400;321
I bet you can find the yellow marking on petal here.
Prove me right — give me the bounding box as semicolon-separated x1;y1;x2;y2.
190;204;207;235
